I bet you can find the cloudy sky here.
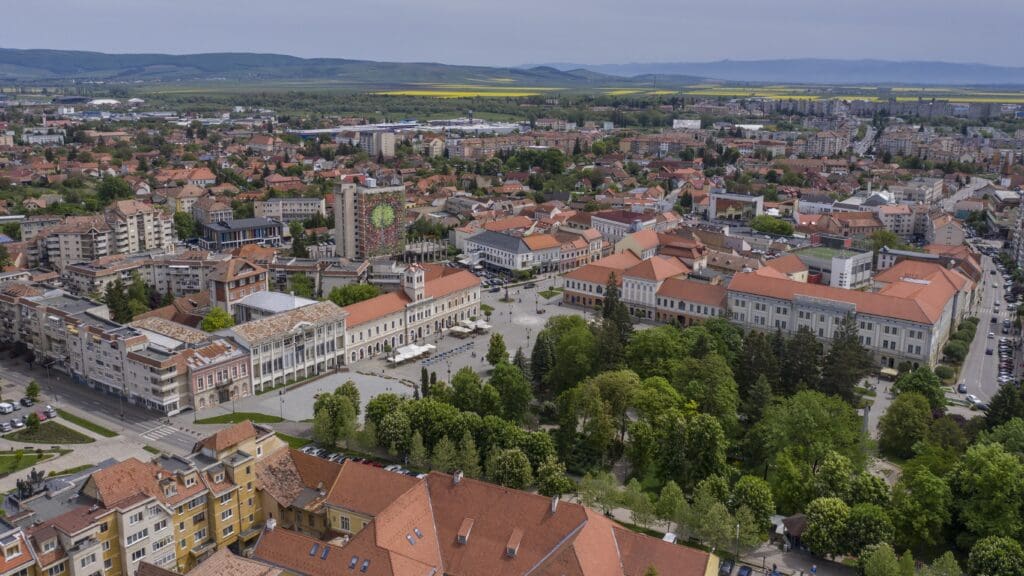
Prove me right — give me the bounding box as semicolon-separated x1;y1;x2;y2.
5;0;1023;67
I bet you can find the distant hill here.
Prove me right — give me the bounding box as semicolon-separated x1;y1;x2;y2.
535;58;1024;86
0;48;705;87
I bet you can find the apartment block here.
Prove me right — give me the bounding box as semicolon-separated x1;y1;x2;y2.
254;198;326;224
333;182;405;260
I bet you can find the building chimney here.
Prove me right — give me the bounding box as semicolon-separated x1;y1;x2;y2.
453;470;463;485
550;495;559;514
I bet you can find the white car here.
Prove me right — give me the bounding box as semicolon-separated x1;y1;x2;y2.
966;394;980;405
989;332;996;338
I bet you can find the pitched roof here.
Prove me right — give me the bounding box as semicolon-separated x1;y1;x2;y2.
624;255;689;281
184;549;281;576
656;278;727;307
764;253;808;275
728;269;955;324
230;301;348;346
522;234;561;251
137;563;181;576
196;421;257;453
325;460;419;516
88;458;161;507
343;291;409;327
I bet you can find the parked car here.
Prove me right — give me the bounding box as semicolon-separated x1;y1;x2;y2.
35;411;48;422
966;394;980;405
43;405;57;419
738;567;753;576
10;418;24;429
958;383;968;393
0;403;14;415
19;398;33;407
976;403;991;412
524;282;537;289
986;348;994;355
0;422;11;433
719;560;735;576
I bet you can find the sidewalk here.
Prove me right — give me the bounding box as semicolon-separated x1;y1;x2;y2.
0;416;151;492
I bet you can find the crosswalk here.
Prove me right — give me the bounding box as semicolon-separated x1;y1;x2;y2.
140;424;179;441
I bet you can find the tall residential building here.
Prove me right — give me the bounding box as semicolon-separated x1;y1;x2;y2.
254;197;326;223
357;131;395;159
7;423;279;576
32;202;174;270
333;181;406;260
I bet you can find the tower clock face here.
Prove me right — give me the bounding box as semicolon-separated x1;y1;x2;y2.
371;204;395;229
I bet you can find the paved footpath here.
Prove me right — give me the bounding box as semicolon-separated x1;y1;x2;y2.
0;417;153;493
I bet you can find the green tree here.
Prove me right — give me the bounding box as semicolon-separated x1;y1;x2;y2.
486;333;508;367
626;419;658;480
25;412;40;432
327;284;381;307
97;176;131;203
104;278;131;324
536;454;574;497
968;536;1024;576
923;552;961;576
289;220;308;257
880;392;932;459
862;543;901;576
530;331;555;388
867;230;908;252
813;450;854;501
687;481;733;549
201;307;235;332
739;330;780;395
378;410;412;454
750;215;794;235
409;430;428;469
313;408;337;446
173;211;197;239
457;430;482;478
898;551;915;576
489;362;532;423
655;480;687;532
986;382;1024;429
0;245;10;269
949;442;1024;546
579;471;620;515
741;374;773;424
893;367;945;410
891;467;952;550
845;503;894;556
679;413;727;490
25;381;40;402
600;272;633;346
546;324;597;393
431;434;458;472
820;313;875;402
782;326;822;394
288;273;315;298
624;478;656;528
337;381;361;416
850;472;891;507
732;475;775;532
803;497;850;558
486;448;533;489
512;347;532;383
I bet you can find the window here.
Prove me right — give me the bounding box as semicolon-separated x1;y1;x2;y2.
81;554;96;567
4;544;20;560
222;526;234;537
220;494;232;505
153;519;167;532
341;516;350;531
192;512;206;525
103;559;112;571
130;548;146;562
99;523;109;533
221;509;233;521
193;529;207;543
48;563;66;576
102;542;110;552
180;540;187;550
128;511;144;525
126;529;148;545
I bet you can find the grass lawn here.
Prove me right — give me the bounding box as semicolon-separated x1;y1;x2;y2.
49;464;93;477
57;409;118;438
196;412;284;425
276;432;309;449
539;288;564;299
0;452;52;477
7;422;95;444
143;445;162;455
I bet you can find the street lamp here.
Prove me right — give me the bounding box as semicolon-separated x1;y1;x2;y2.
734;522;740;566
278;389;284;419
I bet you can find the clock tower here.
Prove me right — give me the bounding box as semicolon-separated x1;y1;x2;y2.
403;263;426;302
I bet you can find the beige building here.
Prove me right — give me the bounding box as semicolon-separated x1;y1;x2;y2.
254;198;326;223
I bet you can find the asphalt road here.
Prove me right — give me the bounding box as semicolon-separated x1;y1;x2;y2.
0;359;202;454
957;245;1016;403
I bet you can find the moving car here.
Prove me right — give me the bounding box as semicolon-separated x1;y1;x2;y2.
958;383;968;393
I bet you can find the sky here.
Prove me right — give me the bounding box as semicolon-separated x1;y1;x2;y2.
4;0;1024;67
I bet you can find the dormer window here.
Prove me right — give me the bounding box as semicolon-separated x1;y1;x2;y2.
4;543;21;560
214;473;224;483
185;476;196;487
